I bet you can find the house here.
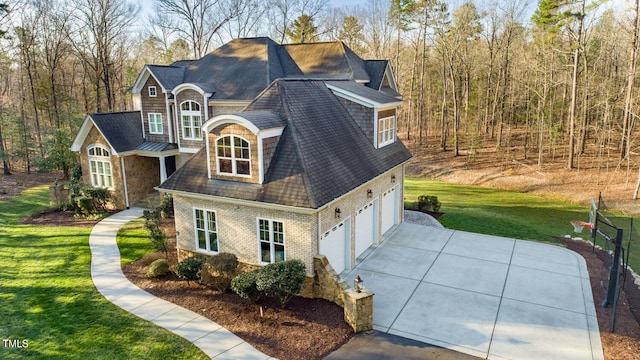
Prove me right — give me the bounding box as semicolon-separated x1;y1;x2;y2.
70;37;411;275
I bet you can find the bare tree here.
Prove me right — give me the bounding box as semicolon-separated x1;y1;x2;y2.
70;0;139;112
154;0;243;58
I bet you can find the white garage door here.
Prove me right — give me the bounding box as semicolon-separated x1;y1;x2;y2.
381;185;399;235
319;220;348;273
355;200;377;258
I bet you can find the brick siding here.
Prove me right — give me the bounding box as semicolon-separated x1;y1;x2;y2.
173;195;318;276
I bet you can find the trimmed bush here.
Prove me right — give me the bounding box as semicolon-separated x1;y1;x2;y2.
418;195;441;213
256;259;306;308
174;256;204;281
231;270;261;302
201;253;238;293
146;259;170;278
140;252;165;267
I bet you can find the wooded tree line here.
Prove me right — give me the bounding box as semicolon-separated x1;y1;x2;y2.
0;0;639;198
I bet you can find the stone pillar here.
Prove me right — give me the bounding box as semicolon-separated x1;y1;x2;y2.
343;288;374;333
49;182;70;206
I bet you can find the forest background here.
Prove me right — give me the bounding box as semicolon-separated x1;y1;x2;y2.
0;0;639;209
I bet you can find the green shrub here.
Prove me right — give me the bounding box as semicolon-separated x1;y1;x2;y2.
146;259;170;278
140;252;165;266
174;256;204;281
143;209;167;254
69;184;111;216
231;270;261;302
418;195;441;213
201;253;238;292
158;194;174;218
256;259;306;308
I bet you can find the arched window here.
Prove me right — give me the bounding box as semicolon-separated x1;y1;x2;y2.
180;101;202;140
216;135;250;176
87;145;113;188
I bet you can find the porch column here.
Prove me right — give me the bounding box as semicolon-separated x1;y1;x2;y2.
160;156;167;183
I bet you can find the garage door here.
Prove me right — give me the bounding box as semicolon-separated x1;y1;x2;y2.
355;200;377;258
381;185;399;235
319;220;348;273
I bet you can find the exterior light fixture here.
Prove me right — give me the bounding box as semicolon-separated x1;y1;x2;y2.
391;175;396;183
367;189;373;198
354;275;363;293
335;208;341;219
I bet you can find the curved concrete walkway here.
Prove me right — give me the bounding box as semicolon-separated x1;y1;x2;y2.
89;208;271;359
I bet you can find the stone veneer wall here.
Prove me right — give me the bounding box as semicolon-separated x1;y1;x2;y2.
79;126;126;209
173;195;318;276
123;156;160;207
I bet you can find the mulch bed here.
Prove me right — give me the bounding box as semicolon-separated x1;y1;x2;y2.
120;220;353;360
558;236;640;360
21;209;119;227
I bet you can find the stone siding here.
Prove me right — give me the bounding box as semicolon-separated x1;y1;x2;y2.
173;195;317;276
318;164;405;270
141;75;170;143
175;89;206;149
79;126;126;209
123;155;160;207
344;289;374;332
207;123;260;183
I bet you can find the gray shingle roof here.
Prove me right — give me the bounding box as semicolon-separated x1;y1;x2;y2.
326;80;402;106
364;60;387;90
89;111;144;153
282;42;370;81
236;110;286;129
183;38;279;100
147;65;186;92
159;80;412;209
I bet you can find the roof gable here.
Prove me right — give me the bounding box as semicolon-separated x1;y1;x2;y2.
85;111;145;154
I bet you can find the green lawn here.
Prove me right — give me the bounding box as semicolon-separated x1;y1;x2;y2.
117;218;156;266
404;177;640;272
0;186;207;359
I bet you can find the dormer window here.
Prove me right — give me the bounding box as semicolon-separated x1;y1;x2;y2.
378;115;395;147
181;101;202;140
148;86;157;97
216;135;250;176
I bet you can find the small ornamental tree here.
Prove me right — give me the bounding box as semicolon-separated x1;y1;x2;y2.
255;259;306;308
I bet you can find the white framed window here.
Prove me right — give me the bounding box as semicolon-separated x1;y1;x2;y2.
87;145;113;189
258;219;285;264
180;101;202;140
378;115;395;147
194;208;218;253
216;135;251;176
148;86;157;97
148;113;163;134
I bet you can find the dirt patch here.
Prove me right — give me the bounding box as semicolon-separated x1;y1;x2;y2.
559;236;640;360
122;219;353;360
0;171;63;202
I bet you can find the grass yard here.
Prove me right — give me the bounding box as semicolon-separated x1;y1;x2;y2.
0;186;207;359
116;218;156;267
404;177;640;272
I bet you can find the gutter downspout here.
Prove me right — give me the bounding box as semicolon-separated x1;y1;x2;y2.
120;156;130;209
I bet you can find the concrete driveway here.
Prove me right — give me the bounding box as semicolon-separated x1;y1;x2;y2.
343;223;604;360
